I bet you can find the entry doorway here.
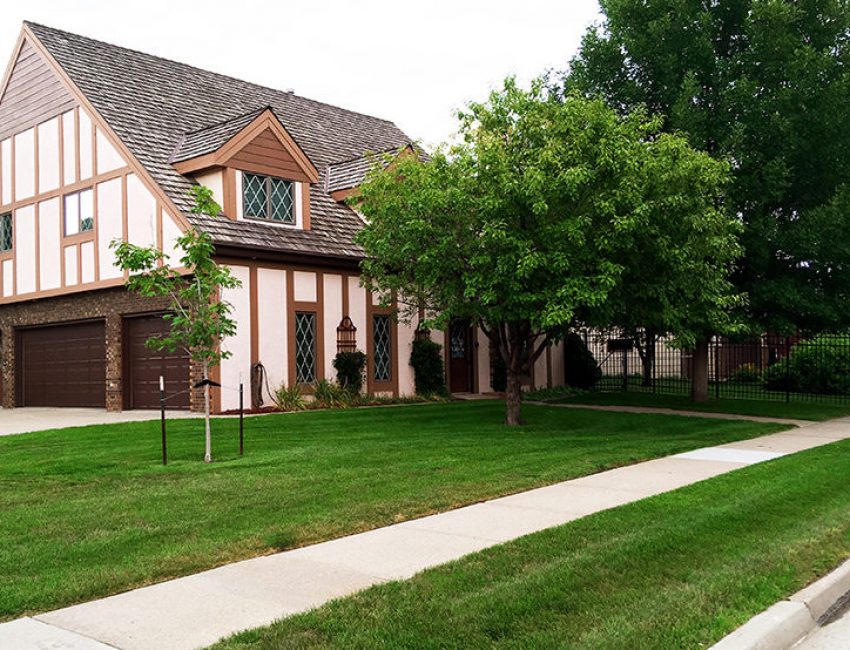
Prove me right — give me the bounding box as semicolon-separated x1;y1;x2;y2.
448;320;474;393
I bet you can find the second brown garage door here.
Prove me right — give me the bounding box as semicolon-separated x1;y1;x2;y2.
16;321;106;407
125;315;190;410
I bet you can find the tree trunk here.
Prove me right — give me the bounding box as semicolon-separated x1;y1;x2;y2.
505;367;524;426
203;361;212;463
640;330;656;388
691;338;709;403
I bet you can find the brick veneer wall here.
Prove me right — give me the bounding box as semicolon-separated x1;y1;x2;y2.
0;286;202;412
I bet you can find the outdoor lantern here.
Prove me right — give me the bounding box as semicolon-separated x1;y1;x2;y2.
337;316;357;354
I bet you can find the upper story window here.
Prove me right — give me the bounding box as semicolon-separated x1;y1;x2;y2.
64;188;94;236
242;172;295;224
0;213;11;252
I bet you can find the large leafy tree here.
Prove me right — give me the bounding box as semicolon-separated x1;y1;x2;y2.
112;186;240;462
567;0;850;334
356;79;738;424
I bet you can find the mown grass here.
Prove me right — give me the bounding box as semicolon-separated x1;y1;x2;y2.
0;401;784;620
543;389;850;420
213;438;850;650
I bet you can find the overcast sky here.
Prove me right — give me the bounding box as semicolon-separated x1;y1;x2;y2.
0;1;602;147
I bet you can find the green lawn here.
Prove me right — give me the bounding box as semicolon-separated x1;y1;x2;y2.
0;401;784;620
542;390;850;420
213;438;850;650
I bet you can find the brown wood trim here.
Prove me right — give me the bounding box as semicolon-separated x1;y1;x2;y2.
0;165;129;213
223;167;236;218
22;26;193;233
330;187;357;203
286;268;296;388
302;183;311;230
249;265;259;364
0;32;26;108
316;271;324;381
341;272;350;318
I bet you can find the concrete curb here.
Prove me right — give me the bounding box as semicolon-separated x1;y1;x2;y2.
710;558;850;649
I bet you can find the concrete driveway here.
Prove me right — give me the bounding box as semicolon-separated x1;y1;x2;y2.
0;407;198;436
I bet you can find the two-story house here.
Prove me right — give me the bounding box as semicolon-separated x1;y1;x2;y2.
0;22;565;413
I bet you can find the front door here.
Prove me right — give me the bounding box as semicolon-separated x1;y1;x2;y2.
449;320;474;393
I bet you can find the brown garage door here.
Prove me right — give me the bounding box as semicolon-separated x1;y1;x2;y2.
125;315;190;410
16;321;106;407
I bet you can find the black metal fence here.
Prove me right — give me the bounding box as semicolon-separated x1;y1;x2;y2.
580;330;850;404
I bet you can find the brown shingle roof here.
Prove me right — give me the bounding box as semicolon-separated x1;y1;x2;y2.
25;22;417;260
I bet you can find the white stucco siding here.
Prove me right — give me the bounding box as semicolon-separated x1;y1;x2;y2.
257;268;288;392
14;128;35;200
220;265;251;411
2;259;13;296
64;245;77;285
97;177;123;280
347;276;367;354
14;205;35;294
38;198;60;290
549;341;565;387
1;138;11;205
37;117;60;193
126;173;157;249
78;109;93;180
323;274;343;383
533;339;549;389
80;241;95;284
397;315;417;396
293;270;317;302
162;211;183;264
194;170;224;209
95;127;124;174
62;110;76;185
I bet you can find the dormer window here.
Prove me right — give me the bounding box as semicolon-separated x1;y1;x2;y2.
242;173;295;224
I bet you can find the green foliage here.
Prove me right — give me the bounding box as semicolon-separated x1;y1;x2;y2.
313;379;350;408
730;363;762;384
763;336;850;395
332;352;367;395
110;186;241;370
563;333;602;390
568;0;850;333
523;385;585;402
273;383;305;412
409;338;447;396
356;78;738;422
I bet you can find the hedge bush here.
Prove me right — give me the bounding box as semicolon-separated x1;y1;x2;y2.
410;338;447;396
333;351;367;394
763;335;850;395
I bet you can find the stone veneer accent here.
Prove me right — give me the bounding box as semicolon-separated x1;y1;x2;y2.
0;286;202;412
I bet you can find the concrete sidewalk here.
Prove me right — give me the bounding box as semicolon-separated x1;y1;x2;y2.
3;416;849;650
0;407;198;436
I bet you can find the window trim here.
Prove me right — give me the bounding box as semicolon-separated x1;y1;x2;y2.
0;212;12;255
372;314;392;383
294;310;317;385
241;172;296;226
63;187;95;238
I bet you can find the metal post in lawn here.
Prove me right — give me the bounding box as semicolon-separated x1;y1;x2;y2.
160;375;167;466
239;377;244;457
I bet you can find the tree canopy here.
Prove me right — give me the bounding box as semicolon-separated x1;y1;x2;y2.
356;79;739;424
567;0;850;333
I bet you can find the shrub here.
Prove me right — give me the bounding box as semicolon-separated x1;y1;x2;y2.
333;351;367;394
314;379;351;408
410;337;447;395
563;332;602;390
763;335;850;395
273;383;305;412
730;362;761;384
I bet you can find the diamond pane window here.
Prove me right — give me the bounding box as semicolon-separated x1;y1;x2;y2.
242;173;295;224
0;213;11;252
295;312;317;384
373;315;391;382
270;178;295;223
242;173;267;219
64;189;94;236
